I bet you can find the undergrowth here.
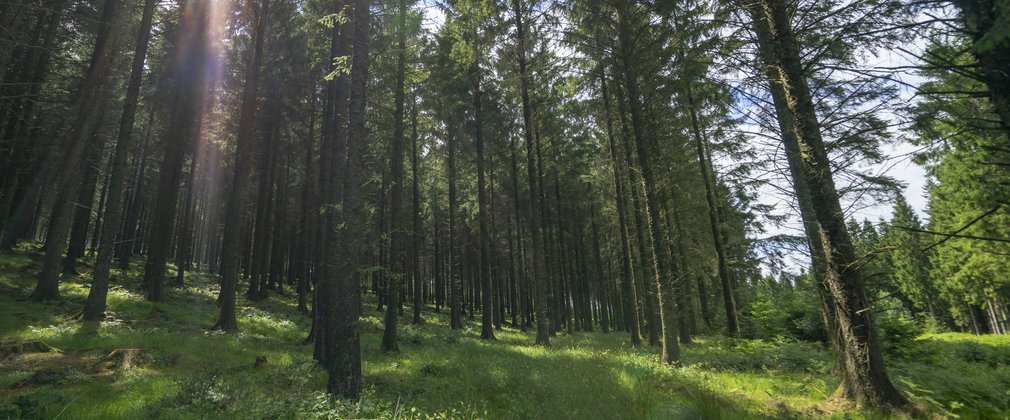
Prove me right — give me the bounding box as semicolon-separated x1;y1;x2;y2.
1;248;1008;419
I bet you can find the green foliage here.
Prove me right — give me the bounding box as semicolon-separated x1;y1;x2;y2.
888;333;1010;417
908;35;1010;332
740;274;826;343
685;337;829;374
2;249;1010;418
873;303;924;355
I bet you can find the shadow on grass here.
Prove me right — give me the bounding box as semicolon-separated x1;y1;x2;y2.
360;328;767;419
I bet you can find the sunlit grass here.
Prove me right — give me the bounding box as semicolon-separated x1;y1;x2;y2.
1;247;1008;418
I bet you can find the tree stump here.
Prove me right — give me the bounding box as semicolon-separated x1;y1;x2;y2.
94;349;146;373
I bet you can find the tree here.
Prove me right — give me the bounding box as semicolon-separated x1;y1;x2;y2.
141;0;214;302
33;0;121;302
214;0;270;331
743;0;906;408
82;0;161;321
380;0;411;353
511;0;550;346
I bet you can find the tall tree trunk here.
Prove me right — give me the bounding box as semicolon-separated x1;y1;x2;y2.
600;65;641;345
33;0;120;301
508;129;527;330
81;0;158;321
615;0;678;363
411;95;424;324
447;115;462;330
746;0;905;407
686;83;738;335
512;0;549;346
614;80;659;347
63;99;111;275
0;3;63;239
297;97;317;313
117;108;154;268
214;0;269;331
325;0;368;398
142;0;212;302
174;155;198;286
381;0;409;352
589;201;610;333
472;24;496;341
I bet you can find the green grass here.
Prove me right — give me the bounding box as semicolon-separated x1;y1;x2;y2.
1;247;1008;419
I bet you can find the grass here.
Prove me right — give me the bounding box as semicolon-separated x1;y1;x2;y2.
1;246;1008;419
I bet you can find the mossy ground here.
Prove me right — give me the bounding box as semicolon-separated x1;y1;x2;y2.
1;246;1007;419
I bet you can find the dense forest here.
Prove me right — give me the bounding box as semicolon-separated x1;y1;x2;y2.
1;0;1009;417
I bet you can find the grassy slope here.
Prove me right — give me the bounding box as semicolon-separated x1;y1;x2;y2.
1;248;1008;419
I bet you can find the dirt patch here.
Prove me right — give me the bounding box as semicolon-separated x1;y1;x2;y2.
0;340;59;362
12;367;87;388
2;341;149;390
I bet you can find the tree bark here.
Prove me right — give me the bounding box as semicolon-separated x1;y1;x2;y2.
616;0;678;363
81;0;158;321
381;0;409;352
512;0;549;346
142;0;212;302
214;0;269;331
686;83;738;335
746;0;905;407
600;64;641;345
33;0;120;301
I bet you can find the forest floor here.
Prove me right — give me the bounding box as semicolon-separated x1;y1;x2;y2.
1;246;1008;419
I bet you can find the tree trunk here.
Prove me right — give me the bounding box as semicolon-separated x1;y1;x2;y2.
33;0;120;301
600;64;641;345
472;30;496;341
616;0;679;363
511;0;549;346
381;0;409;352
142;0;212;302
174;155;198;287
447;115;462;330
214;0;269;331
686;83;738;335
81;0;158;321
325;0;368;398
746;0;906;407
411;95;424;324
63;99;112;275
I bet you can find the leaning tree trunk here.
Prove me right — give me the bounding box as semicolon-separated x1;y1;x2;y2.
746;0;906;408
63;101;112;276
33;0;120;302
81;0;158;320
